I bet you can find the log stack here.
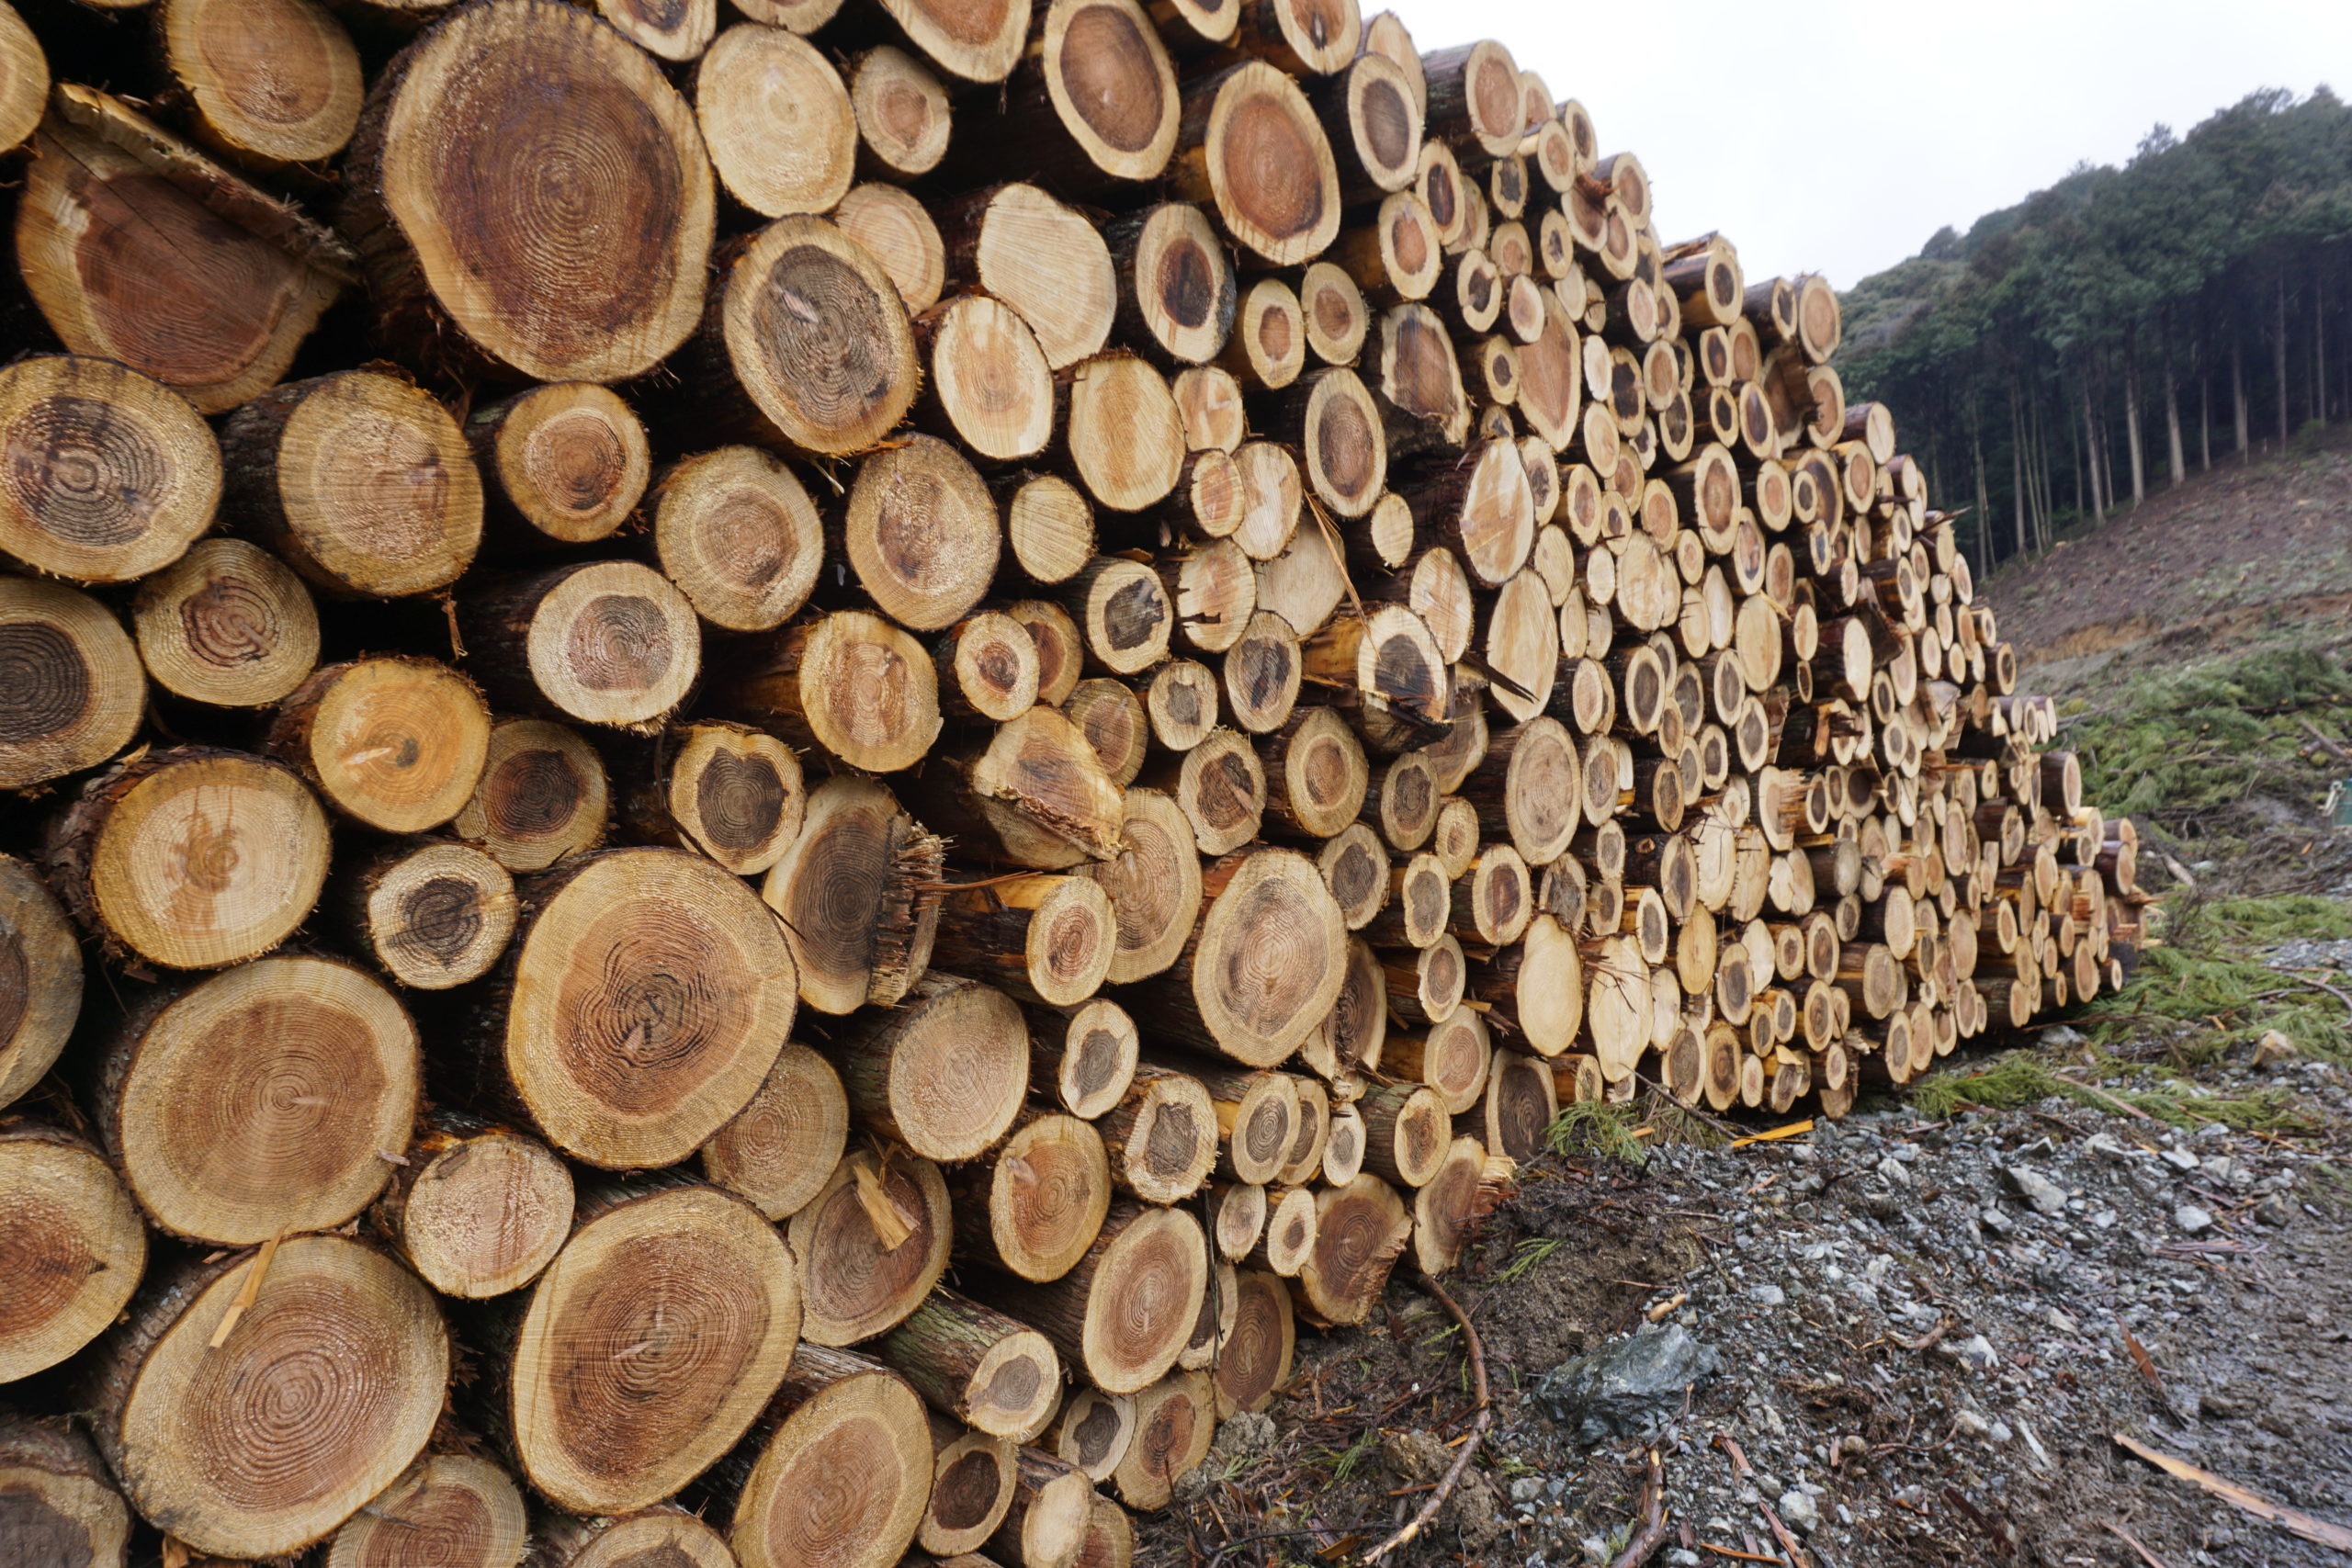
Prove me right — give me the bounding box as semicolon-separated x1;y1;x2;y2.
0;0;2145;1561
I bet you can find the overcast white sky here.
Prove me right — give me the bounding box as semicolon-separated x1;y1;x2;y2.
1382;0;2352;289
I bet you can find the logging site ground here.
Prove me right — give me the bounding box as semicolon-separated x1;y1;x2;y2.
1158;430;2352;1568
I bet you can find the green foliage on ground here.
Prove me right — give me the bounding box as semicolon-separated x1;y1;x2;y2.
2056;636;2352;822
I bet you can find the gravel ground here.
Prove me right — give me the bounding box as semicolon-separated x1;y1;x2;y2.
1151;1038;2352;1568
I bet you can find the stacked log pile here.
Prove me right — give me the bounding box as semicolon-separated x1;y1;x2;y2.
0;0;2147;1561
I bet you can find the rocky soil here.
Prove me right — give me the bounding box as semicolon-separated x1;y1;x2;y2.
1148;1016;2352;1568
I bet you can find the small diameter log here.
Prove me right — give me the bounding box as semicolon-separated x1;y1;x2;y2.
130;537;319;710
833;973;1031;1162
1303;934;1387;1082
1356;1080;1449;1188
919;1417;1017;1558
935;875;1117;1006
222;368;481;597
1365;749;1441;850
987;1201;1207;1395
1293;368;1387;518
19;90;343;415
1321;1101;1367;1184
1132;846;1348;1066
989;1448;1098;1568
1394;437;1533;586
1045;1387;1135;1483
1166;1057;1297;1184
1094;1061;1217;1203
694;214;919;457
374;1119;572;1298
763;774;944;1015
1301;604;1451;734
1385;1009;1490;1113
1079;787;1204;985
1066;679;1148;788
1461;715;1581;866
949;1109;1112;1283
459;561;699;733
849;45;950;177
451;717;610;873
1170;62;1340;265
1249;1184;1317;1276
1222;609;1304;735
1363;850;1448;949
1009;475;1098;586
945;184;1118;370
0;2;36;153
1209;1180;1269;1260
725;1346;932;1568
540;1509;734;1568
1147;726;1265;855
845;434;1002;632
1109;203;1236;365
1481;1048;1557;1161
1067;355;1190;513
701;1041;849;1222
507;1180;800;1515
0;858;80;1111
925;711;1127;872
697;24;854;217
500;848;797;1168
1294;1172;1409;1325
1148;660;1221;750
923;295;1057;462
879;1289;1062;1438
1215;1269;1295;1417
343;0;712;382
1029;997;1140;1118
321;1452;528;1568
1421;39;1522;154
329;838;516;990
616;720;805;876
1369;302;1470;448
1301;261;1370;365
1111;1371;1213;1511
1318;822;1390;930
156;0;362;167
1475;912;1586;1056
0;355;221;583
838;182;947;313
1222;277;1307;389
724;610;943;773
469;382;650;548
1057;558;1172;679
0;1123;145;1382
43;748;330;971
1382;932;1464;1026
1279;1074;1331;1182
651;446;823;634
1076;1496;1136;1568
788;1148;952;1345
1410;1134;1498;1274
1450;845;1532;949
266;657;492;833
1316;51;1421;201
88;1235;447;1560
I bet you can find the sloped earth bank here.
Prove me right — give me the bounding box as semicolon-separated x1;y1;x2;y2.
1147;1032;2352;1567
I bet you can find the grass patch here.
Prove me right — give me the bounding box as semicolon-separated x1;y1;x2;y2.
1493;1237;1565;1285
2083;892;2352;1066
1909;1050;2324;1134
1546;1100;1650;1165
2057;634;2352;825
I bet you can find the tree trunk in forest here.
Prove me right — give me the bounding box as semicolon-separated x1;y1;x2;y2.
2122;333;2145;506
2008;392;2027;558
2080;379;2105;524
2277;272;2292;446
2233;325;2250;456
2163;323;2186;487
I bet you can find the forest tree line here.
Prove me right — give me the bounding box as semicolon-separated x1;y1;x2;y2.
1837;86;2352;573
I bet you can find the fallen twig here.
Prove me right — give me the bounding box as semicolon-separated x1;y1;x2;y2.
2113;1432;2352;1550
1605;1450;1671;1568
1359;1273;1490;1565
2102;1520;2173;1568
1886;1317;1952;1353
